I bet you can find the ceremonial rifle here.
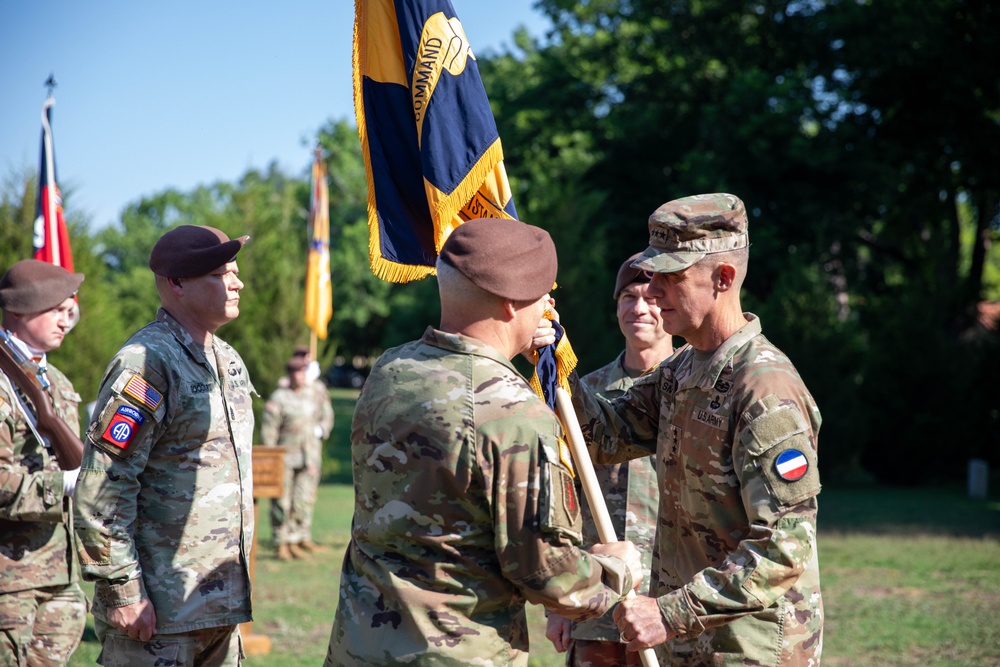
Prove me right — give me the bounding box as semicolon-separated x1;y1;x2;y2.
0;328;83;469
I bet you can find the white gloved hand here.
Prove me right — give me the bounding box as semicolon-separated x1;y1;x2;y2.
314;425;324;438
63;467;81;497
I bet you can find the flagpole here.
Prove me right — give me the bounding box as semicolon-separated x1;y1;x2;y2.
554;388;660;667
41;96;60;267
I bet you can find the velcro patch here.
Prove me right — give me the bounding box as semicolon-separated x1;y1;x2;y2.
123;374;163;412
775;448;809;481
101;405;145;450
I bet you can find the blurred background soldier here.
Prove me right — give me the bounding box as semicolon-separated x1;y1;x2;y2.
0;260;86;667
546;253;676;666
74;225;255;667
261;353;334;560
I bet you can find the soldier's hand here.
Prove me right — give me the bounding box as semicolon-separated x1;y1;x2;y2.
522;299;559;364
613;594;674;651
591;540;644;593
107;597;157;642
545;613;573;653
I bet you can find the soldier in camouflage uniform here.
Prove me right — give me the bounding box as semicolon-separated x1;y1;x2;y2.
325;218;644;667
546;254;676;667
261;354;334;560
74;226;256;667
0;260;86;667
551;194;824;666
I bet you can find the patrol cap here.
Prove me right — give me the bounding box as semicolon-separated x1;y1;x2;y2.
439;218;557;301
149;225;249;278
633;193;748;274
612;252;651;300
0;259;84;314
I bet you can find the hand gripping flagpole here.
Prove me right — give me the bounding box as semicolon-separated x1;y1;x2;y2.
554;388;660;667
532;321;659;667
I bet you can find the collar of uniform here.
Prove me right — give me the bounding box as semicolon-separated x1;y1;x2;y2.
600;351;633;393
421;326;521;376
690;313;762;390
156;307;218;375
5;332;47;368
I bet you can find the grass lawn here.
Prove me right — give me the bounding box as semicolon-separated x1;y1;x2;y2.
69;389;1000;665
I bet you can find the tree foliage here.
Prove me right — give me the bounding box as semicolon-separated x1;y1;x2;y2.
2;1;998;482
479;0;1000;483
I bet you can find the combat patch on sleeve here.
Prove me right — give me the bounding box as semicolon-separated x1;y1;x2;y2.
539;434;583;541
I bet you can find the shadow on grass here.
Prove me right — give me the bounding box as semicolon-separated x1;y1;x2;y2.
820;484;1000;538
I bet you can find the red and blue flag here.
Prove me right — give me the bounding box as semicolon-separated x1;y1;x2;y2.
33;96;74;271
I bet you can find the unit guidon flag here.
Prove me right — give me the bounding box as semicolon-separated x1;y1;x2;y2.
353;0;517;283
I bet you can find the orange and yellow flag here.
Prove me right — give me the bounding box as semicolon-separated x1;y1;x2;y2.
304;152;332;339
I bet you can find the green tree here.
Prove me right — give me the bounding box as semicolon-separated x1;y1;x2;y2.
481;0;1000;482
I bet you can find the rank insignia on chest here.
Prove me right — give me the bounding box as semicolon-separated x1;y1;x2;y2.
102;405;145;449
775;448;809;481
123;374;163;412
558;437;576;478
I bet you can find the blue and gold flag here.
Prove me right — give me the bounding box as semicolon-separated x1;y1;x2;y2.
353;0;517;283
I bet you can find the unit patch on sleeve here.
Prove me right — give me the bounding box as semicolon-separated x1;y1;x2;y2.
101;405;146;450
775;448;809;481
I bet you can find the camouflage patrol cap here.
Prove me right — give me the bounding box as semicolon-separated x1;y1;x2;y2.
149;225;249;278
439;218;557;301
612;252;650;300
0;259;84;313
633;193;748;274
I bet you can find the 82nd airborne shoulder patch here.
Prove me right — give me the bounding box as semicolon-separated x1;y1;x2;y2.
101;404;146;450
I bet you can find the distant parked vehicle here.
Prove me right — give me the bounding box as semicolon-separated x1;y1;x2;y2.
324;364;367;389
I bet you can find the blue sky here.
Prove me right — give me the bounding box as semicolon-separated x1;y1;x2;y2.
0;1;549;230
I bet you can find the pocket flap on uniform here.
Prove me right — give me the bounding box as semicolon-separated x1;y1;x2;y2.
740;395;808;457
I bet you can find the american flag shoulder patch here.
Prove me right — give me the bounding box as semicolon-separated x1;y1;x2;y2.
123;373;163;412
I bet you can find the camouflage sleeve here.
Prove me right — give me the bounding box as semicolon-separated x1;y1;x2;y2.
657;394;821;638
487;422;630;621
0;382;66;524
260;395;281;446
569;370;660;465
73;355;169;609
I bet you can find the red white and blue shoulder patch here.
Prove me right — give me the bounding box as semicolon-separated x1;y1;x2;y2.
100;404;146;451
775;448;809;481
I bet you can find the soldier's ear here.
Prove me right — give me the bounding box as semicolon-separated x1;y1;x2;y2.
501;299;517;321
716;264;737;292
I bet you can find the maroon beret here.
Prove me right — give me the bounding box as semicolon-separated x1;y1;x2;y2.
149;225;249;278
612;252;651;300
0;259;84;314
439;218;557;301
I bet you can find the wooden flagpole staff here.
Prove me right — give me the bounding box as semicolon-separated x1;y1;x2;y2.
554;388;660;667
